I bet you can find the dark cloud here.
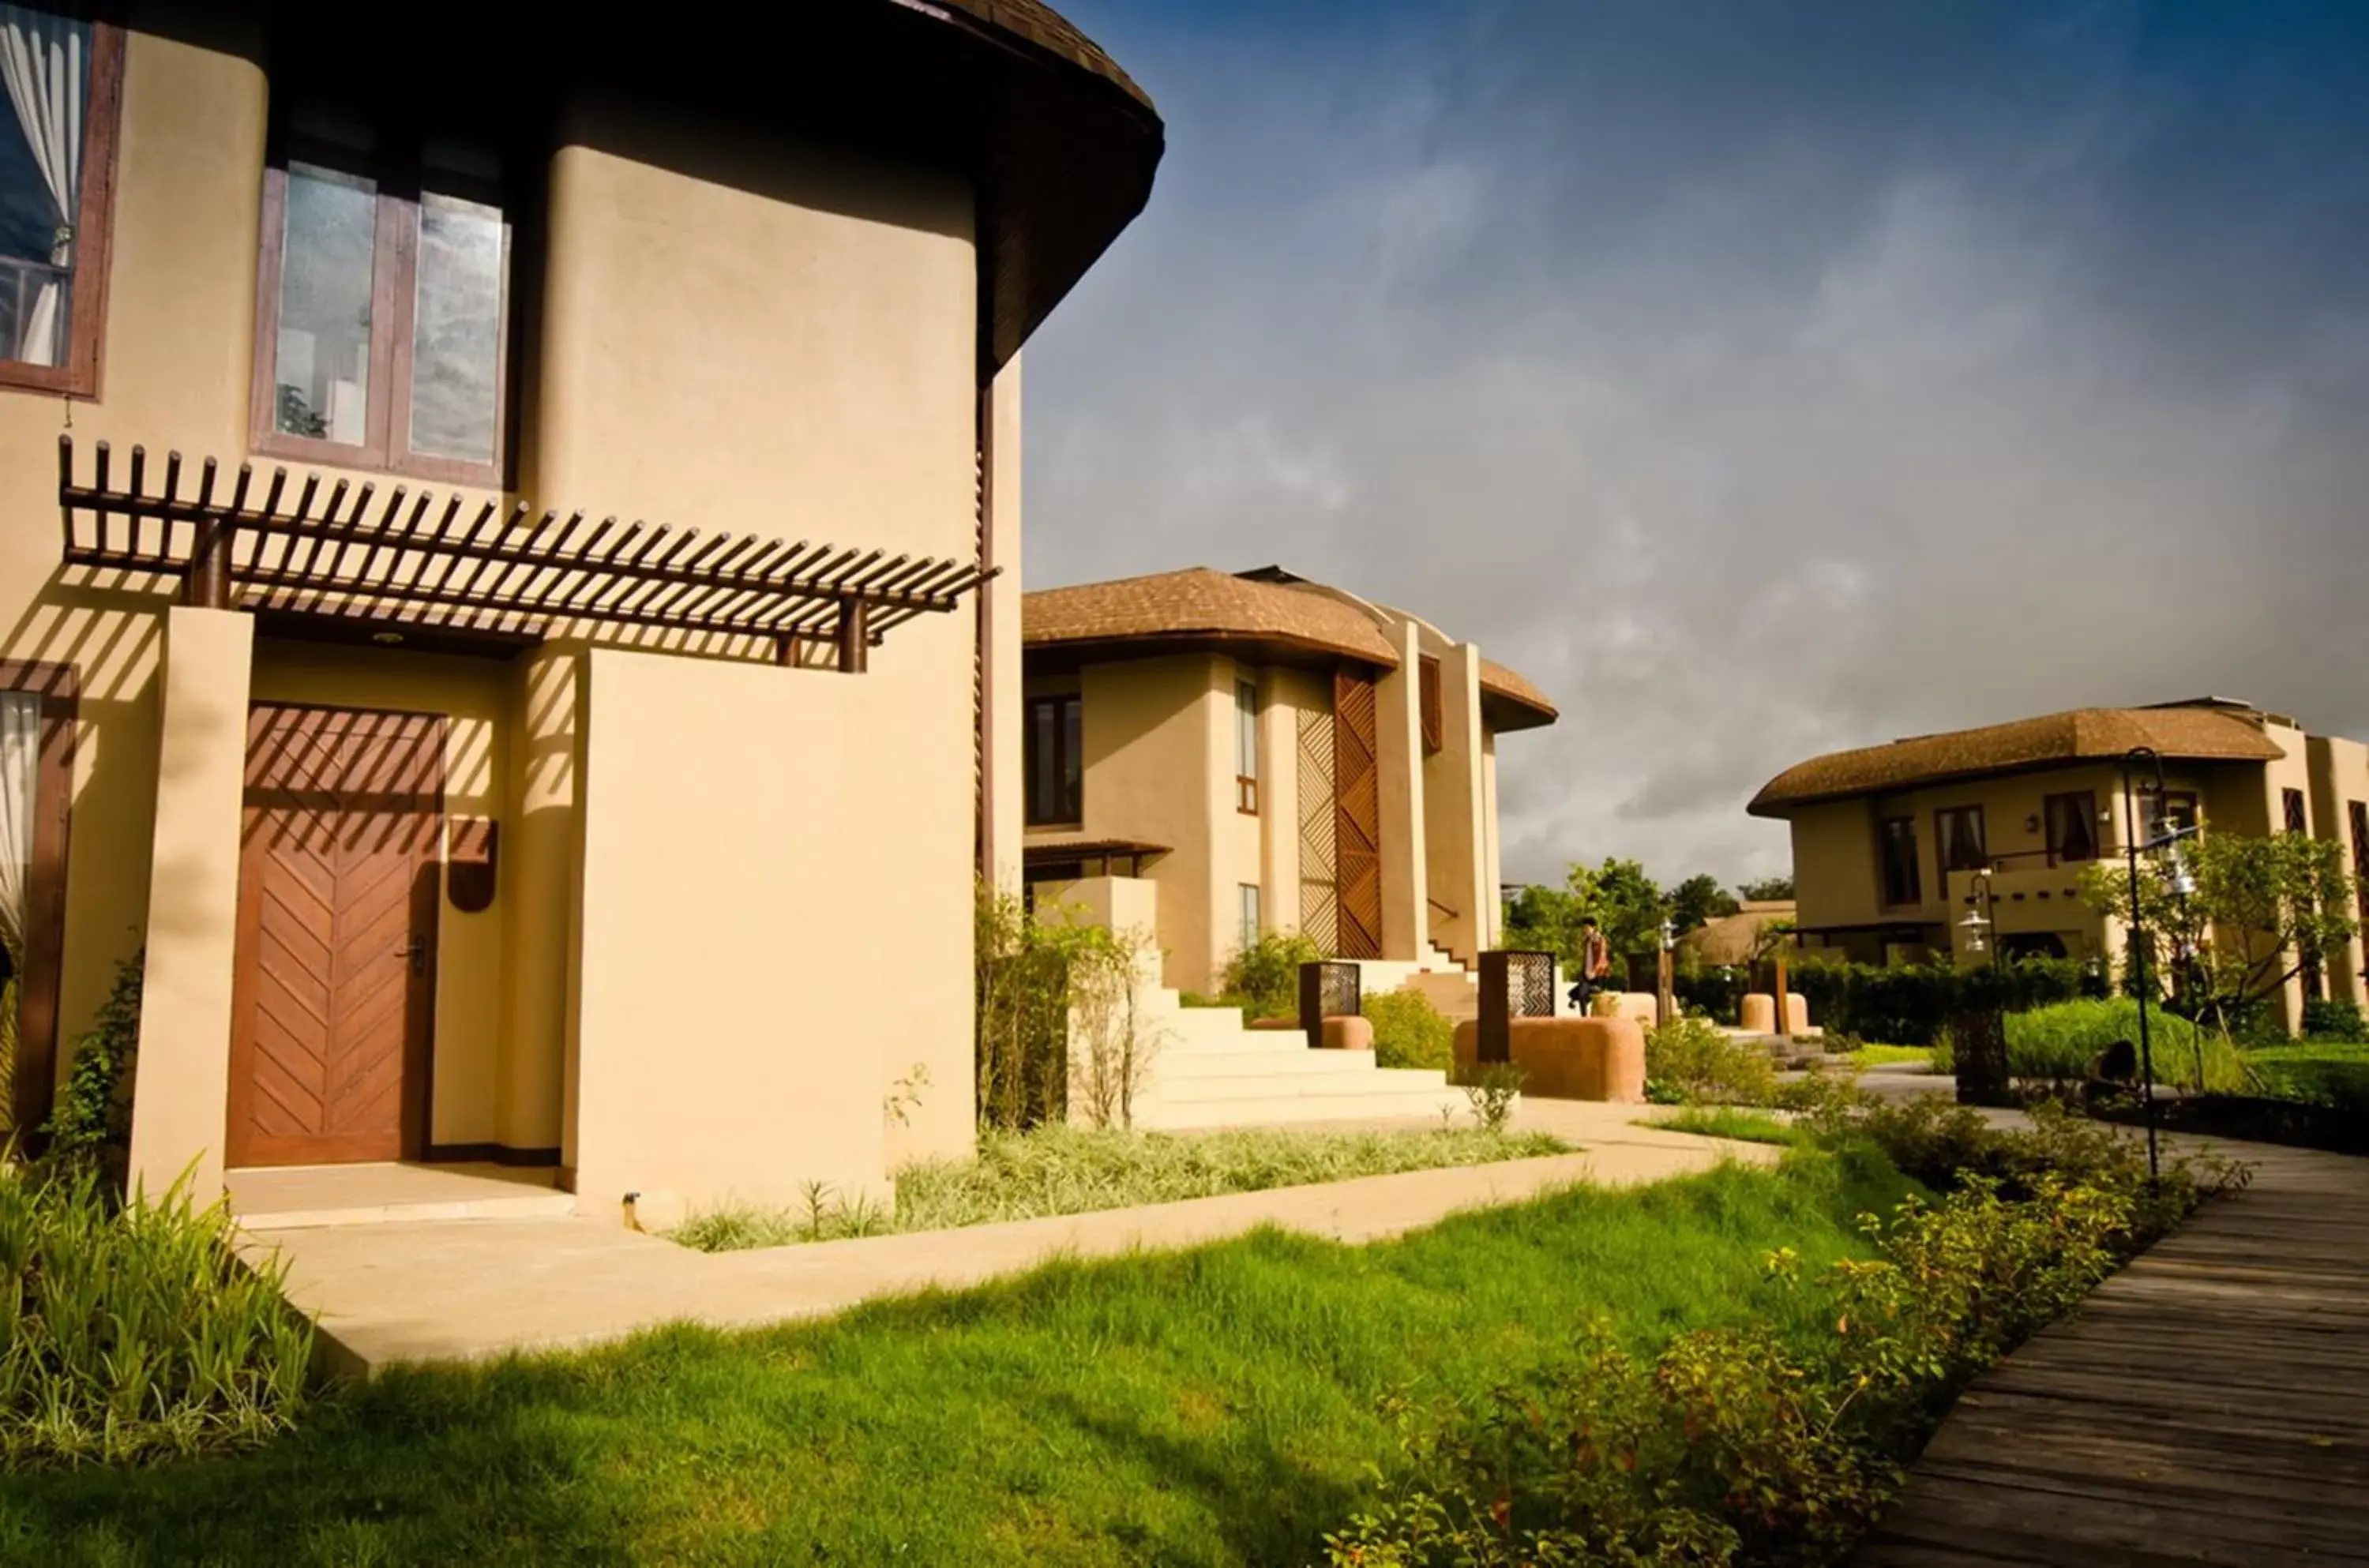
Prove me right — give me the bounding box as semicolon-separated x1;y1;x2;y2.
1023;0;2369;887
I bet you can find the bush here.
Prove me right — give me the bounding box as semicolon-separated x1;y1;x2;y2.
1644;1016;1778;1106
1362;989;1455;1070
1966;997;2247;1093
38;951;145;1189
1222;930;1323;1020
0;1160;315;1467
1775;955;2104;1046
2303;998;2369;1042
1673;962;1748;1026
1325;1098;2244;1566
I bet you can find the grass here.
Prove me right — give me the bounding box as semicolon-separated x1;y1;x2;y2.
1648;1107;1798;1145
2;1146;1923;1566
2246;1040;2369;1105
1847;1043;1933;1068
674;1124;1571;1252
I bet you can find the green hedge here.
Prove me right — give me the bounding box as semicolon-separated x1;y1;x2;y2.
1770;955;2107;1045
1361;990;1455;1070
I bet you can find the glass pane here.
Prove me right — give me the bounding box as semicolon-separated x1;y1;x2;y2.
0;7;93;367
273;162;378;444
1061;700;1083;819
1028;700;1055;823
408;191;505;464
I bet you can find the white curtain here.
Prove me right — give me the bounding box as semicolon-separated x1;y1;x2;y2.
0;692;36;963
0;6;82;366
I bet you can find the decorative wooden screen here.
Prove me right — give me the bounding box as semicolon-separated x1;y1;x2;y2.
1417;655;1443;756
1332;667;1383;959
1296;703;1338;953
57;437;990;668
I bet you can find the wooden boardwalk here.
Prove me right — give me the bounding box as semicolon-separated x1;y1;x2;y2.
1859;1140;2369;1566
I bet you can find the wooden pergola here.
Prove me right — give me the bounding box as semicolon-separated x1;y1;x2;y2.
57;437;992;670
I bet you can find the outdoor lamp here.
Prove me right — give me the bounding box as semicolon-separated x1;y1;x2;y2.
1659;917;1676;952
1959;908;1990;955
2164;843;2198;898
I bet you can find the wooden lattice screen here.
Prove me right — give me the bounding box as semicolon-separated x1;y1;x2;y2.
57;437;993;669
1332;666;1383;959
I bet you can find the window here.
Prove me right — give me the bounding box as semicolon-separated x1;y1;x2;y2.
2283;787;2309;836
2286;789;2322;999
1234;678;1259;814
1025;694;1081;826
0;660;74;1135
2351;802;2369;925
0;9;120;396
252;104;511;484
2143;789;2200;845
1934;805;1987;874
2044;791;2098;866
1237;883;1261;952
1878;816;1921;908
1417;656;1443;756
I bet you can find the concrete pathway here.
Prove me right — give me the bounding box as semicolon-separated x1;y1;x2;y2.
1859;1136;2369;1566
242;1102;1771;1376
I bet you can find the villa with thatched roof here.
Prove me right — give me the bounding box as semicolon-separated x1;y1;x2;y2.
1749;699;2369;1032
1019;566;1556;994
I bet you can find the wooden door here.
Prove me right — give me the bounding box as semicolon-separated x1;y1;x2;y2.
1331;668;1383;959
227;704;444;1168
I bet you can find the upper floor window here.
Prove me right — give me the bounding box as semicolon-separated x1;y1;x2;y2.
1417;656;1443;756
0;7;121;396
1878;816;1920;908
1025;693;1081;827
2044;790;2098;865
1935;805;1987;874
2142;788;2198;845
2282;786;2309;836
253;104;510;485
1234;678;1259;814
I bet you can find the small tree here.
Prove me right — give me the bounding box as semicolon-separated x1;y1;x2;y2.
2079;831;2359;1037
1667;874;1740;936
1737;875;1795;902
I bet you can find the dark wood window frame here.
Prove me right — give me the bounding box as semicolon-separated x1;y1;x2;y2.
1234;677;1260;816
1417;655;1443;756
2142;787;2199;844
2;659;77;1138
1024;692;1082;827
249;122;513;488
1877;815;1922;910
1934;804;1988;875
2044;790;2100;867
0;18;122;400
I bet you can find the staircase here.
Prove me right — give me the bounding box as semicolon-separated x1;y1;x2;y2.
1116;985;1471;1131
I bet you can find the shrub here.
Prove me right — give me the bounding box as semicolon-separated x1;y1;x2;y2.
38;951;145;1189
1773;955;2104;1046
1362;989;1455;1070
2303;998;2369;1042
1644;1016;1778;1106
0;1160;314;1468
1673;961;1748;1026
975;882;1159;1130
1967;996;2247;1093
1458;1063;1526;1133
1222;930;1323;1020
1324;1099;2244;1566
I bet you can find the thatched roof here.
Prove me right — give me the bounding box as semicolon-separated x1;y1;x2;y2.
943;0;1153;112
1748;706;2288;816
1021;568;1559;730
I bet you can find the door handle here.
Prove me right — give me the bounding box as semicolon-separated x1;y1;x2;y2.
393;936;428;975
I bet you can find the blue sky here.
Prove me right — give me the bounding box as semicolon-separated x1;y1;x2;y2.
1020;1;2369;887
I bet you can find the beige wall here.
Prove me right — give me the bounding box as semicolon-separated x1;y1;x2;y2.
125;608;252;1201
571;646;972;1213
1373;621;1428;961
981;358;1025;890
1421;643;1489;963
1257;664;1312;937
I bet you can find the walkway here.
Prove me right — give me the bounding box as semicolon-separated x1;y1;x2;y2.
240;1102;1768;1377
1858;1137;2369;1566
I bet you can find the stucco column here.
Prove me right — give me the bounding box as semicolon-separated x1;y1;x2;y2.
1479;732;1501;950
1258;667;1300;936
979;356;1025;889
1374;621;1429;960
1202;662;1237;982
1425;643;1489;964
126;607;254;1203
500;644;580;1156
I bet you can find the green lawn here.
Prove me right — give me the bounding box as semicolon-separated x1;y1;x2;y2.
677;1125;1570;1251
2247;1040;2369;1105
2;1149;1918;1567
1847;1043;1934;1068
1648;1107;1799;1145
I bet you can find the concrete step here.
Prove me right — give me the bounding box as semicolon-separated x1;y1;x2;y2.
1132;1079;1472;1130
1153;1047;1383;1078
237;1187;578;1231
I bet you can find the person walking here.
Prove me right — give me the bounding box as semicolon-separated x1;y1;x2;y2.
1567;916;1612;1014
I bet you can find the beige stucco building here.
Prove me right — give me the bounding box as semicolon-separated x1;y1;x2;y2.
0;1;1160;1216
1017;567;1557;994
1750;700;2369;1033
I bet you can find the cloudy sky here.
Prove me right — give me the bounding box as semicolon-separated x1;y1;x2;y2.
1019;0;2369;890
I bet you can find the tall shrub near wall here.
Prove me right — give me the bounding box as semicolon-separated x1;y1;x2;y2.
974;882;1163;1130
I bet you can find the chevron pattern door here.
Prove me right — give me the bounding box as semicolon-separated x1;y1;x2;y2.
1331;668;1383;959
227;703;445;1168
